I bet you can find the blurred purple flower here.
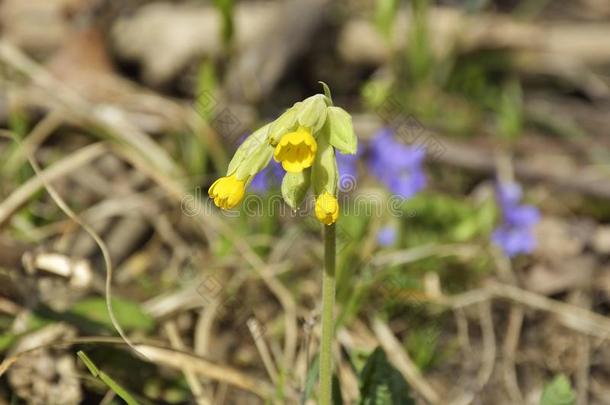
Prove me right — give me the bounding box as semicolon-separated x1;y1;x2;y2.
377;226;398;247
496;181;522;208
492;226;536;258
250;160;284;193
492;181;540;257
336;151;359;179
504;205;540;228
368;128;426;198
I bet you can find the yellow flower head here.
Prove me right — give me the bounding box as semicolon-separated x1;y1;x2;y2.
315;192;339;225
274;127;317;173
208;175;246;210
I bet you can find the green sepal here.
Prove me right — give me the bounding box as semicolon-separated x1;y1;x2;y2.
298;94;328;133
319;81;334;106
227;123;271;175
281;170;311;209
327;106;357;154
235;141;273;180
268;102;300;145
311;132;338;196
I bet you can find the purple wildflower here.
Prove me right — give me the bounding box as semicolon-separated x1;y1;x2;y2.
492;226;537;258
336;151;359;179
377;226;398;247
250;160;284;193
336;150;360;193
367;128;426;199
492;181;540;257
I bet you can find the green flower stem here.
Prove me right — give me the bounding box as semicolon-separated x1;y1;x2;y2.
320;223;336;404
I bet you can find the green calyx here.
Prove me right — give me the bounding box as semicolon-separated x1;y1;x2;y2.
281;170;311;209
227;123;273;180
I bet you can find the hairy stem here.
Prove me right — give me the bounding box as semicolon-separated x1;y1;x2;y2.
319;223;336;404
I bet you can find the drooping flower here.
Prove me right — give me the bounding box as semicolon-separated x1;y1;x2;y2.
492;181;540;257
368;128;426;199
208;175;246;209
315;192;340;225
274;127;318;172
208;85;358;225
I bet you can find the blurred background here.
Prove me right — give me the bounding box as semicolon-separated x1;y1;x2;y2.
0;0;609;404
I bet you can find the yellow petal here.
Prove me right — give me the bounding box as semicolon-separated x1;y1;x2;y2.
315;192;339;225
208;175;246;210
274;128;317;173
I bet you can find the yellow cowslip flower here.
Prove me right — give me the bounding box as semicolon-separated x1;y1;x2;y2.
274;127;317;173
315;192;339;225
208;174;246;210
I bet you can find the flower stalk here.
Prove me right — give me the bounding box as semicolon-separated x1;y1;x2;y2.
207;83;357;402
319;223;336;405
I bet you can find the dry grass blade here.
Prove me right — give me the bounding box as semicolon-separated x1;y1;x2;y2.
441;283;610;339
136;345;274;399
164;321;211;405
475;302;496;390
0;131;144;360
0;337;274;399
247;318;279;385
488;282;610;339
371;317;441;404
0;40;178;175
0;142;107;226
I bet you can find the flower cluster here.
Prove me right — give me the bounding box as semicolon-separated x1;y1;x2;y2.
208;86;357;225
492;181;540;257
251;153;358;194
368;128;426;199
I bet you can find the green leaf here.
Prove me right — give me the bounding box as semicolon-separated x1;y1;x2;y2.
281;170;310;209
227;123;271;175
70;297;154;333
77;351;141;405
297;94;327;132
195;60;218;122
311;134;338;196
496;79;523;141
359;347;415;405
0;333;17;352
327;106;357;154
375;0;398;39
268;104;300;145
212;0;234;46
319;81;334;105
540;375;576;405
301;355;319;405
332;374;344;405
